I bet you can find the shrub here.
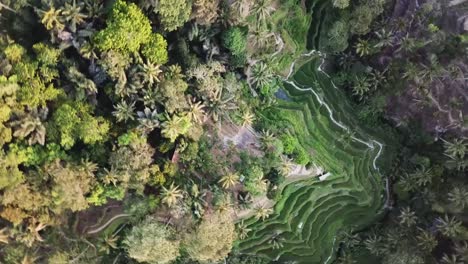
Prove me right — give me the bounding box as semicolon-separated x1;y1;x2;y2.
223;27;247;56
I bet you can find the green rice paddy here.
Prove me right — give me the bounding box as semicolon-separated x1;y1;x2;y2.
237;57;390;263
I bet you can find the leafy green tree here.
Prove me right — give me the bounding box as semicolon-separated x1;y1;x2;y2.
141;34;168;65
45;160;96;213
184;211;236;262
0;150;25;190
327;20;349;52
49;102;110;149
157;0;192;31
124;217;180;264
94;0;151;54
223;27;247;57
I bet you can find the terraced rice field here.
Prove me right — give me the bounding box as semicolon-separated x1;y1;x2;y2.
237;56;389;263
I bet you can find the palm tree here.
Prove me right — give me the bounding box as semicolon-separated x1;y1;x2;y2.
254;206;273;221
187;99;206;124
62;0;86;32
352;76;370;98
37;6;64;30
448;187;468;209
161;114;192;142
237;221;251;240
206;87;238;123
218;173;240;189
137;107;160;133
278;156;294;176
251;61;274;89
355;39;372;57
363;235;385;257
161;183;184;207
398;207;417;227
416;229;437;252
268;235;285;249
413;166;433;187
139;61;162;85
20;255;39;264
443;138;467;159
240;110;255;127
454;241;468;262
441;254;463;264
436;214;462;238
11;113;46;145
252;0;275;28
374;29;395;48
113;101;135;122
0;227;9;244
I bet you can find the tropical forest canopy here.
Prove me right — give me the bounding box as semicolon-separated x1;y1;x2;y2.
0;0;467;263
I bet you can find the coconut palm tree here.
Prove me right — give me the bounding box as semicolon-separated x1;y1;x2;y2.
352;76;370;98
268;235;285;249
374;29;395;48
252;0;275;28
11;111;47;145
161;183;184;207
139;61;162;85
161;114;192;142
436;215;462;238
416;229;437;252
137;107;160;133
398;207;417;227
251;61;274;89
206;87;238;123
237;221;251;240
441;254;463;264
254;206;273;221
218;173;240;189
355;39;372;57
443;138;467;159
37;6;64;30
0;227;9;244
62;0;86;32
278;156;294;176
448;187;468;209
454;241;468;262
240;110;255;127
363;235;384;257
113;100;135;122
187;99;206;124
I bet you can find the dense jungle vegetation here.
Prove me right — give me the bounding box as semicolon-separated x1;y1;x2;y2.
0;0;467;263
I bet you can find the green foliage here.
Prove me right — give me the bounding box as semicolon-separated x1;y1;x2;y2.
124;216;180;264
87;184;125;206
223;27;247;57
141;33;169;65
327;19;350;52
0;150;25;190
243;165;267;196
184;211;236;262
49;102;110;149
332;0;349;9
4;44;26;63
94;0;151;53
157;0;192;31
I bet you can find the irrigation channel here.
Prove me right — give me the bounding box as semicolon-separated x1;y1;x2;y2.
236;51;389;263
